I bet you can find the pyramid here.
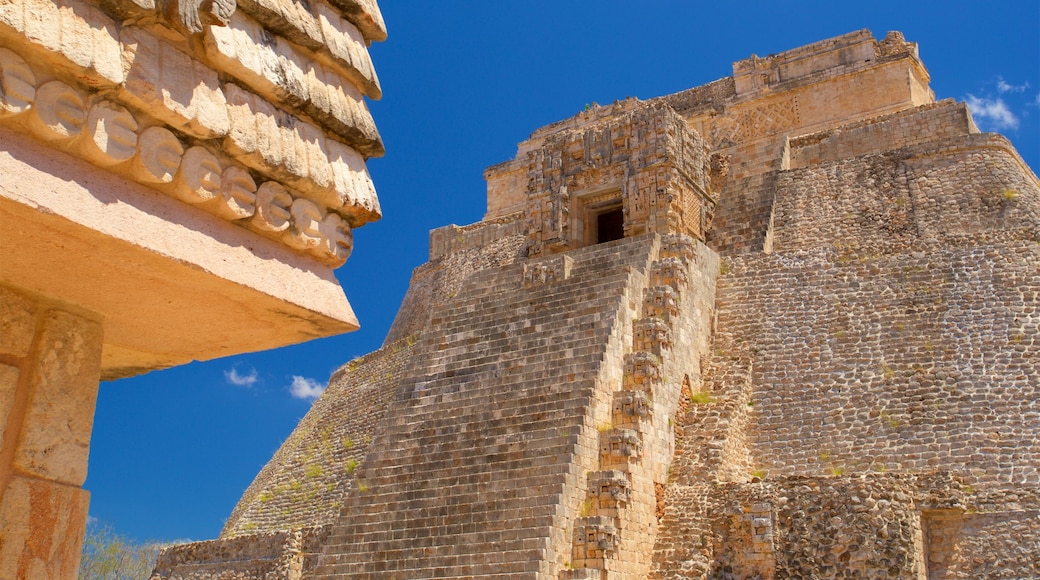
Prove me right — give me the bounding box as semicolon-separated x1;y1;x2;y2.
153;30;1040;579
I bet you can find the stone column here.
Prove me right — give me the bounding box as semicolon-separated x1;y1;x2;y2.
0;283;103;579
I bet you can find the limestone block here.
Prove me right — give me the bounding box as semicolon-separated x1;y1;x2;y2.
325;0;386;43
224;82;383;215
326;139;379;223
0;0;122;86
234;0;380;98
0;47;35;116
313;1;379;98
13;310;102;486
26;80;87;142
203;13;381;150
120;26;230;139
0;363;21;452
236;0;324;54
73;100;140;166
131;125;184;184
0;284;36;357
96;0;156;21
0;475;90;580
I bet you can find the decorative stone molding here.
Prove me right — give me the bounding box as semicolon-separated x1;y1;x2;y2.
633;317;672;354
643;285;680;319
522;255;573;288
623;351;661;390
588;471;631;510
159;0;237;34
0;47;356;266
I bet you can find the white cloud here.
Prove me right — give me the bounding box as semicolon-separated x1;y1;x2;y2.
965;94;1019;131
996;76;1028;94
224;367;258;387
289;376;325;400
86;515;98;526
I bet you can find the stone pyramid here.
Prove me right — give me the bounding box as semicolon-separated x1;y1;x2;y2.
153;30;1040;579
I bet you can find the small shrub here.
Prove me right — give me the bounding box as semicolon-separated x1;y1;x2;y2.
305;464;324;478
750;469;767;479
345;459;359;474
689;391;715;404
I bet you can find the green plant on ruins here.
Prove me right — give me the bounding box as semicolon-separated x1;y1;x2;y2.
689;390;715;404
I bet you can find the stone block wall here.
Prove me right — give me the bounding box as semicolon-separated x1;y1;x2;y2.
0;284;101;579
221;339;418;537
313;235;663;578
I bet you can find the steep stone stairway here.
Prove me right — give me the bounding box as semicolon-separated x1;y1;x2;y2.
312;236;661;578
565;235;712;579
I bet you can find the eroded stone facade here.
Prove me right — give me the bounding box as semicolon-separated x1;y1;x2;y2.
154;30;1038;579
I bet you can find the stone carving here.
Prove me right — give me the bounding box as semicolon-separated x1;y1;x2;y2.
78;101;140;167
736;96;800;141
174;146;224;204
28;81;87;141
522;255;573;288
623;351;661;390
251;182;293;233
651;257;689;290
644;285;681;319
613;390;651;422
634;317;672;354
661;234;697;263
588;471;631;509
600;429;642;463
159;0;237;34
574;517;620;560
0;49;36;116
214;166;257;220
134;126;184;184
0;45;356;267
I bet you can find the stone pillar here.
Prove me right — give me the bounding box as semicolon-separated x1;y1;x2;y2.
0;283;103;579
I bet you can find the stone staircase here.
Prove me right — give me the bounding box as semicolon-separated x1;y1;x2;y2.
311;236;661;578
564;236;708;579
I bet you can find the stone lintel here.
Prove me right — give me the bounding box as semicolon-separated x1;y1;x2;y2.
0;125;358;380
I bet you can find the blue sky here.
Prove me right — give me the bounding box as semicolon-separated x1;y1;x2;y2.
85;1;1040;543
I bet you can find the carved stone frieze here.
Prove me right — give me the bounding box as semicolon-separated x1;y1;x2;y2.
0;45;353;266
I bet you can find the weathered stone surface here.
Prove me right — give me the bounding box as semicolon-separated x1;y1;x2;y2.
0;475;90;580
0;0;123;86
120;26;230;139
0;363;21;453
13;310;102;487
0;284;36;357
